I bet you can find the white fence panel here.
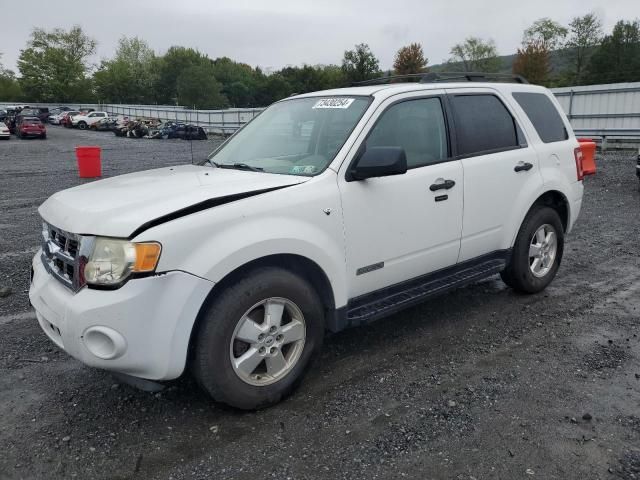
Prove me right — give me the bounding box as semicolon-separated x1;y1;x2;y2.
551;82;640;138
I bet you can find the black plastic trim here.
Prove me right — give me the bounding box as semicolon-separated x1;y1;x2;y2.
127;186;290;239
331;249;511;331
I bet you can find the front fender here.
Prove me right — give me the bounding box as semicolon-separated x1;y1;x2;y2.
189;218;347;307
137;175;348;308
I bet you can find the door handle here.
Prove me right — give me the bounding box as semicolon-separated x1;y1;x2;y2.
429;179;456;191
514;162;533;172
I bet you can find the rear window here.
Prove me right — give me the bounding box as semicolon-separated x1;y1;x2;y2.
512;92;568;143
450;94;519;156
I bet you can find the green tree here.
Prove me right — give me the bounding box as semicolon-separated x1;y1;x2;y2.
17;26;96;102
586;20;640;84
341;43;380;83
317;64;347;89
280;65;327;93
523;18;568;51
0;53;23;101
393;43;428;75
513;40;550;85
448;37;501;72
176;64;227;109
254;73;292;106
154;46;211;105
212;57;259;107
93;37;157;103
565;13;603;83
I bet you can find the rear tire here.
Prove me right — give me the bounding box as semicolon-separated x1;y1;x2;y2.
501;206;564;293
192;267;324;410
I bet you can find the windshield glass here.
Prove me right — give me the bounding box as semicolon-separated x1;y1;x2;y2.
206;96;371;176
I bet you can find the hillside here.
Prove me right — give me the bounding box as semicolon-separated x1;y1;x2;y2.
429;49;578;75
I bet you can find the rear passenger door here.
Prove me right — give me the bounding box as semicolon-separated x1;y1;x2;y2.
446;88;541;262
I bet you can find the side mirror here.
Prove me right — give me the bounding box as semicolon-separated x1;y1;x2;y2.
349;146;408;181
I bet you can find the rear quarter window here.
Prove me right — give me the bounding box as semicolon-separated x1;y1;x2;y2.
512;92;568;143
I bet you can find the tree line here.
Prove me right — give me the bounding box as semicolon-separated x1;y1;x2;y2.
0;14;638;108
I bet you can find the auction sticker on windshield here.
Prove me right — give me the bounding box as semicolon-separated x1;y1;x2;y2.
313;98;355;109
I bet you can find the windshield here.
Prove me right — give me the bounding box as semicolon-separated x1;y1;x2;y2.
206;96;371;176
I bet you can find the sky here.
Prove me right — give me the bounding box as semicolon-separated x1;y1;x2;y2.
0;0;635;73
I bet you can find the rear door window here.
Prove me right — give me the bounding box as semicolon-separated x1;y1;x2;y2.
450;94;519;157
512;92;568;143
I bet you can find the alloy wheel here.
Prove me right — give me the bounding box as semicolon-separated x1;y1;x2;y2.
529;224;558;278
229;297;306;386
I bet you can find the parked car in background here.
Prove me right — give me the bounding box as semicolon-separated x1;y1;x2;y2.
0;122;10;139
0;109;7;122
49;112;65;125
16;116;46;139
61;111;81;128
5;108;19;133
90;117;118;131
16;108;42;124
162;122;208;140
72;111;109;129
36;107;50;123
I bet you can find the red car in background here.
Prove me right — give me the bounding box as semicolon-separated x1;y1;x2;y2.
17;117;46;139
60;111;80;128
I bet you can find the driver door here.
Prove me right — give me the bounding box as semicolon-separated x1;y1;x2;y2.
338;92;464;299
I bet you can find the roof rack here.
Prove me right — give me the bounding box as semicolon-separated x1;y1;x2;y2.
351;72;529;86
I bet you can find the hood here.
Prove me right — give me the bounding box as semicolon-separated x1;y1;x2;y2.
39;165;308;237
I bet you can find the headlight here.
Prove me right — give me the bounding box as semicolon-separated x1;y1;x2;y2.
84;238;161;286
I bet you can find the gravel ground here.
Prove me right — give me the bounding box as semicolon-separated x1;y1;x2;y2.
0;127;639;480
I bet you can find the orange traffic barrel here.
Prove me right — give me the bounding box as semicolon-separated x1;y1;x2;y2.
75;146;102;178
577;138;596;176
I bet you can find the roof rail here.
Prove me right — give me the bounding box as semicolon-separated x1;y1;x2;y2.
351;72;529;86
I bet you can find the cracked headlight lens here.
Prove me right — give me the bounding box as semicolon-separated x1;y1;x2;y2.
84;238;161;286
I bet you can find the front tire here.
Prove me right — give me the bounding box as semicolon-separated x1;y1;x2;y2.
501;206;564;293
78;121;87;130
192;267;324;410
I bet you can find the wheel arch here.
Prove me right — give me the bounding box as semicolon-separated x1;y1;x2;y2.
507;189;570;249
531;190;569;232
186;254;336;364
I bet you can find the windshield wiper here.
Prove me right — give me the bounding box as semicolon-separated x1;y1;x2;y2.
219;163;264;172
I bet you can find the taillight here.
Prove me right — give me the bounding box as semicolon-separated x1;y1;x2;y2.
574;147;585;181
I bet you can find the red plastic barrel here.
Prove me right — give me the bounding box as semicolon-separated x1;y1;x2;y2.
577;138;597;176
75;146;102;178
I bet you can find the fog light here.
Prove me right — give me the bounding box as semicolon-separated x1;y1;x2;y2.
83;326;127;360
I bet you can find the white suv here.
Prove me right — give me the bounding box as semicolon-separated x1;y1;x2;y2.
72;111;109;129
30;75;593;409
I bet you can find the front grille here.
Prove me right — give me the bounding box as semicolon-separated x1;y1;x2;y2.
41;222;84;291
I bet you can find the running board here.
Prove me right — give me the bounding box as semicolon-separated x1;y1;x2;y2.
344;250;510;328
